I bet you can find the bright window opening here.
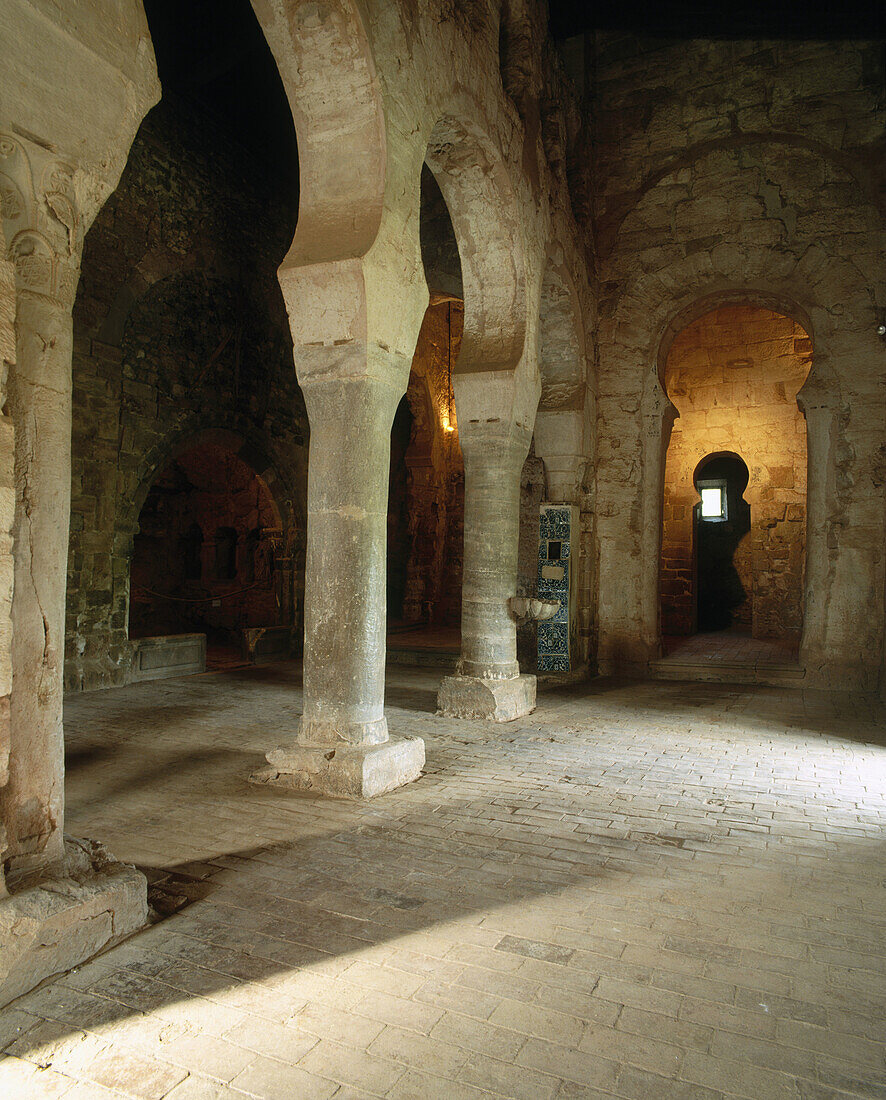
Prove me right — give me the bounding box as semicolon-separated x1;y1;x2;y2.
698;481;728;521
700;487;723;517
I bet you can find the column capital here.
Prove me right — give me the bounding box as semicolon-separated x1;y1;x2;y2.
0;132;84;308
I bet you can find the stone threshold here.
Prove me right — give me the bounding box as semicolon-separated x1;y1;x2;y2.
649;658;805;687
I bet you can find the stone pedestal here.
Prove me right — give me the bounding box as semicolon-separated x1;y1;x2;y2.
437;673;536;722
0;837;147;1009
437;423;536;722
252;735;424;800
251;367;424;797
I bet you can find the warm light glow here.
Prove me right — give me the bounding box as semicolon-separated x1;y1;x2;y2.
444;424;455;433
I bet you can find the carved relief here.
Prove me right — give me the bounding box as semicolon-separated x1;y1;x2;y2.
0;133;81;306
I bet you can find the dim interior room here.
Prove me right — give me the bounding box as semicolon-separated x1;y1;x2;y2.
0;0;883;1097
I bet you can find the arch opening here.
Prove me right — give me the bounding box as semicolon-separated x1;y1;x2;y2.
130;441;285;669
659;304;812;666
384;298;466;663
693;452;751;633
424;116;526;375
66;0;307;693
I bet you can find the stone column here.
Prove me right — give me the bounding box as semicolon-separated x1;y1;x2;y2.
798;377;839;684
437;423;537;721
0;132;147;1006
252;354;424;798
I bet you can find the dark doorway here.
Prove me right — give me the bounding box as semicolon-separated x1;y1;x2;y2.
694;453;751;633
130;442;281;663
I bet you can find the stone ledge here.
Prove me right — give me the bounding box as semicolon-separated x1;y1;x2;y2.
250;734;425;799
436;673;537;722
0;837;148;1009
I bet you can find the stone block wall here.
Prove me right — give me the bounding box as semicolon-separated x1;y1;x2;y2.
661;306;811;641
66;98;307;691
588;32;885;685
0;245;14;804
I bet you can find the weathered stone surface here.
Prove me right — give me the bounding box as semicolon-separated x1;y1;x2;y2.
0;837;147;1009
437;673;537;723
252;734;425;800
661;306;811;641
129;634;206;683
590;46;886;687
67;100;307;692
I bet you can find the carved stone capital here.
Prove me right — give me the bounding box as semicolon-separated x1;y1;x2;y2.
0;132;82;308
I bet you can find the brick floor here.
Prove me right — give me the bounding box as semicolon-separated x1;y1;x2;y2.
2;665;884;1099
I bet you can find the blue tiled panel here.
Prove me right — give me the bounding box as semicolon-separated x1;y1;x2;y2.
538;506;572;672
539;510;571;540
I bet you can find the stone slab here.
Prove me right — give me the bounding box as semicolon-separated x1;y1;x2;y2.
436;673;537;722
0;837;148;1008
128;634;206;683
250;734;425;799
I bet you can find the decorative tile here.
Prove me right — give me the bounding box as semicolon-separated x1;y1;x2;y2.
538;653;569;672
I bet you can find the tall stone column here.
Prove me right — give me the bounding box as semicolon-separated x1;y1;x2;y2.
437;423;537;721
0;132;148;1006
252;351;424;798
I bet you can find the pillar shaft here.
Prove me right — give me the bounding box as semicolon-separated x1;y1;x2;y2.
458;430;529;679
252;354;425;797
0;133;82;886
437;424;537;722
299;373;401;746
1;291;73;885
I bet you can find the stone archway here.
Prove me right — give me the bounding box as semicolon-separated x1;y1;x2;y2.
595;139;884;689
423;112;538;719
659;303;813;659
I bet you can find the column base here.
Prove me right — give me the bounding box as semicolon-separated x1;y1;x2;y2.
0;837;148;1009
250;734;425;799
437;674;536;722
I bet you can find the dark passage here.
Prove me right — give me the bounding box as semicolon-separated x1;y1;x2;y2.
695;453;751;633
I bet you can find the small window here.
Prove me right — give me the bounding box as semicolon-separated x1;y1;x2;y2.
548;540;562;561
698;481;727;522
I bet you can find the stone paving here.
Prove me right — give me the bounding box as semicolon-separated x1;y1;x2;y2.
2;664;885;1099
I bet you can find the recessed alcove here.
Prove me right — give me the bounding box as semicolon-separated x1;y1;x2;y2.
659;305;812;671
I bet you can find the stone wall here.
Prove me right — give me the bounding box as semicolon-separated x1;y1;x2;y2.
66;98;306;691
0;231;15;818
661;306;811;641
589;34;886;687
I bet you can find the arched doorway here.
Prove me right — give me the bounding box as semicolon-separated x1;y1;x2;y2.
659;304;812;668
130;440;284;669
693;452;751;633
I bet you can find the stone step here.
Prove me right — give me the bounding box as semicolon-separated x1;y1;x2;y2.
649;659;805;687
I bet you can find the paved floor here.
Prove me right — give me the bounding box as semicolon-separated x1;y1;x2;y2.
2;665;885;1099
661;632;799;666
